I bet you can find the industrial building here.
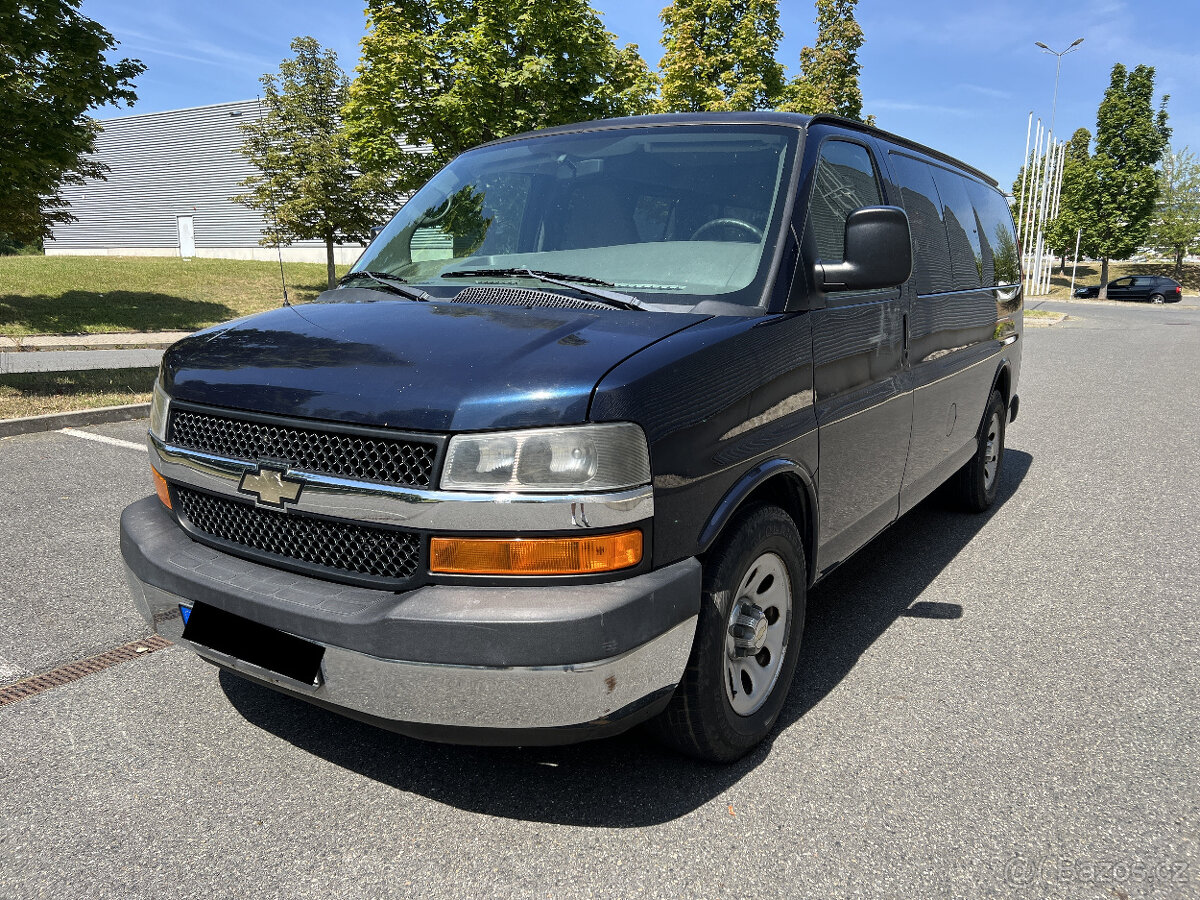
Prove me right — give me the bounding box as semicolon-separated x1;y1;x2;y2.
46;99;365;264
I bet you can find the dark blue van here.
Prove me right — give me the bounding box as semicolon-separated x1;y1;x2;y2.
121;113;1022;761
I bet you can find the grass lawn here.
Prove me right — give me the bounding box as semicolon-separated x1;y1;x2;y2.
0;255;351;337
0;367;158;419
1034;260;1199;299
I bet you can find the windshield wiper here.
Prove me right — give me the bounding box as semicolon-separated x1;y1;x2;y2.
441;267;650;311
338;270;431;302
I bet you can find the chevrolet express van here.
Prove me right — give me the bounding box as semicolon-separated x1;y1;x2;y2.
121;113;1022;761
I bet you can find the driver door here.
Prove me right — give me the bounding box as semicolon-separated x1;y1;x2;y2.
1107;277;1134;300
806;136;912;576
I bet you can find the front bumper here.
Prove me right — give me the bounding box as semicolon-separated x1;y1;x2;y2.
121;497;701;743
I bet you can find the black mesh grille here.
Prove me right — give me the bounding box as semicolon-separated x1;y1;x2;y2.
168;409;436;488
176;487;419;582
452;286;605;310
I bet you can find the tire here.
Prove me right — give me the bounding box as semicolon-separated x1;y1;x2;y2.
1150;293;1165;304
652;504;806;762
950;390;1006;513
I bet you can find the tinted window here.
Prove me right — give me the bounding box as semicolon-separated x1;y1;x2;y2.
929;167;984;290
889;153;953;295
808;140;882;261
965;180;1020;286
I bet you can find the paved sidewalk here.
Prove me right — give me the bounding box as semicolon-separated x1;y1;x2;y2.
0;331;191;352
0;331;189;375
0;348;164;375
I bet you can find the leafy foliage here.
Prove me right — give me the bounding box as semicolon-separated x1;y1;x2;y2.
657;0;784;112
777;0;869;122
0;0;143;243
235;37;394;289
1077;63;1170;288
1148;146;1200;278
344;0;657;193
1043;128;1094;261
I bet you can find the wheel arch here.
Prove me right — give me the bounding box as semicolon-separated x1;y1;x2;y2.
990;359;1012;406
698;459;817;587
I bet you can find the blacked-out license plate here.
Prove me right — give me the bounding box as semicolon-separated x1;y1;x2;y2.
181;601;324;685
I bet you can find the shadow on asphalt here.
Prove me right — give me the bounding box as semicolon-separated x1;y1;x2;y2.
221;450;1033;827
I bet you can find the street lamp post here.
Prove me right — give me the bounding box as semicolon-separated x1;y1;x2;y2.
1035;37;1085;138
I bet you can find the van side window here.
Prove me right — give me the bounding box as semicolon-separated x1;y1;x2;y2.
889;153;953;295
965;180;1020;286
809;140;882;261
929;167;984;291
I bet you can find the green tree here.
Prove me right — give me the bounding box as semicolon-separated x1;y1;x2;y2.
345;0;657;194
657;0;784;112
1045;128;1093;270
777;0;868;121
0;0;144;244
1078;63;1170;295
1148;146;1200;278
235;37;394;290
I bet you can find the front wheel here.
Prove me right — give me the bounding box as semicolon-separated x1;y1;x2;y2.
950;390;1007;513
652;505;806;762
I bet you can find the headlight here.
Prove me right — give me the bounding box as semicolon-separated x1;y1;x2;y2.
442;423;650;493
149;379;170;442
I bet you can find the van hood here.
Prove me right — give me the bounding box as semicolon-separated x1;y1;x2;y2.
162;292;708;432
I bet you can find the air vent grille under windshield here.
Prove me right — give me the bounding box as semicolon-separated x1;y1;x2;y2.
451;286;605;311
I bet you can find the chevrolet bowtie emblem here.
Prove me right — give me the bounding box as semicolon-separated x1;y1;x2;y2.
239;467;303;508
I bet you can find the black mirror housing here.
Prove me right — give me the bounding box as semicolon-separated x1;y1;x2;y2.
818;205;912;292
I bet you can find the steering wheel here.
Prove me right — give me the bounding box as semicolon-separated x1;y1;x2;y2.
688;218;764;242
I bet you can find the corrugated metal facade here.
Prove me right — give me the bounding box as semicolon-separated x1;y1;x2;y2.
46;99;374;261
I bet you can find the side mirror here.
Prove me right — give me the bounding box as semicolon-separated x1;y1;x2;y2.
369;225;385;241
817;205;912;292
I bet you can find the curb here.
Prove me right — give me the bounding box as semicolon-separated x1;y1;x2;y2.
0;402;150;438
1023;313;1069;327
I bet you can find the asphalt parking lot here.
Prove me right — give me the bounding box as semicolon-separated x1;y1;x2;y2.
2;299;1198;899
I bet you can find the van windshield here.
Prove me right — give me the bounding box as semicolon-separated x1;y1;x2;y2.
352;125;798;308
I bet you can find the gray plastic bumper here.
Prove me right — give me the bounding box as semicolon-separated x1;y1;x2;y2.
120;497;701;734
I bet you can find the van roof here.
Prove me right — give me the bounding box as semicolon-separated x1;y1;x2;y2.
482;111;998;188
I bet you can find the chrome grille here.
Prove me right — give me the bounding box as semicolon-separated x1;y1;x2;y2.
168;409;436;488
176;487;419;583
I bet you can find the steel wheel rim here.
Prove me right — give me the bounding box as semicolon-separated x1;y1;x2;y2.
983;412;1002;490
724;551;791;717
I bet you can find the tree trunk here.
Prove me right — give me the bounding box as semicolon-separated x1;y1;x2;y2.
1060;250;1068;272
1176;248;1185;280
1098;257;1110;298
326;238;336;291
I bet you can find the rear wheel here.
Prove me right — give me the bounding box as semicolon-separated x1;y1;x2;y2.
1150;293;1165;304
652;505;806;762
950;390;1006;513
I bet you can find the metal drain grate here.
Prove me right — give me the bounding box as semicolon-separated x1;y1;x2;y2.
0;635;173;707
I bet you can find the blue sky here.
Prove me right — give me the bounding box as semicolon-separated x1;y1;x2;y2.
81;0;1199;191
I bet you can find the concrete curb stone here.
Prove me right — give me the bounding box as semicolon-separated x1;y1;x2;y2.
0;403;150;438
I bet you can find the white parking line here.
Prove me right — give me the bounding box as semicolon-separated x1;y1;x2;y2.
59;428;147;453
0;652;28;684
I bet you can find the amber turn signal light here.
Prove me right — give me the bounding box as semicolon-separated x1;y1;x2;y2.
430;530;642;576
152;467;172;509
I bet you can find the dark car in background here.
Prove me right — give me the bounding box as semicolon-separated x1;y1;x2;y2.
1074;274;1182;302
